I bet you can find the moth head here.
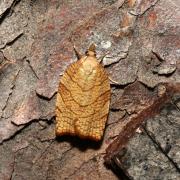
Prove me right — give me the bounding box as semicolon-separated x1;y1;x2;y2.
86;43;96;57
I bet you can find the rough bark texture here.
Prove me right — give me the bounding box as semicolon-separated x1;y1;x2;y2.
0;0;179;180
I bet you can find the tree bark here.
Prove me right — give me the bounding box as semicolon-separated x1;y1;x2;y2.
0;0;179;179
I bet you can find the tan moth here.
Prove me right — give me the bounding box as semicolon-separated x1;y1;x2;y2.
56;44;110;141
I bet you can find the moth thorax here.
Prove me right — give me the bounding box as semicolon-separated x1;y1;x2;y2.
82;63;94;75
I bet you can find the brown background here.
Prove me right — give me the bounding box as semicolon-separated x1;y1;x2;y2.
0;0;179;179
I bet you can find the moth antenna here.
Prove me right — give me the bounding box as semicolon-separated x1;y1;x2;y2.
73;45;83;60
98;52;109;64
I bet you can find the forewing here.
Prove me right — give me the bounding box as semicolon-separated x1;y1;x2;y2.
56;61;81;136
74;64;110;141
56;60;110;141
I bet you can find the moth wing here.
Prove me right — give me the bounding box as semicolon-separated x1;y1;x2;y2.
56;60;110;141
56;61;81;136
74;65;111;141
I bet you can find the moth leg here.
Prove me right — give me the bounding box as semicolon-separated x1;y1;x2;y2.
109;77;119;85
73;45;83;60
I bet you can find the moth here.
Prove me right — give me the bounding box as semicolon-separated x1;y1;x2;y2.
55;44;111;141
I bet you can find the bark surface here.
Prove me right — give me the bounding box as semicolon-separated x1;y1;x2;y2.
0;0;179;180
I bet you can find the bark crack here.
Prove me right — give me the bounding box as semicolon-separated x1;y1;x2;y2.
9;155;15;180
45;146;74;180
26;59;39;79
1;69;20;118
0;0;20;24
65;155;100;180
129;0;160;16
142;125;180;172
32;140;54;164
0;120;32;145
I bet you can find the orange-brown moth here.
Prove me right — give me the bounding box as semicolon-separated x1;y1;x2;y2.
55;44;111;141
